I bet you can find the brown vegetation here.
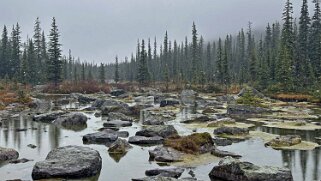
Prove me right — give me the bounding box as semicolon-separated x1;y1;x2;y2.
164;133;214;154
271;93;313;102
43;81;111;94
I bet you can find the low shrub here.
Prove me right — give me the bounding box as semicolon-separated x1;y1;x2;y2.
237;90;266;107
43;81;111;94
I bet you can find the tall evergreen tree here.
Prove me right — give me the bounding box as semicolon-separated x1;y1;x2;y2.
47;17;62;86
309;0;321;78
114;56;120;83
191;22;198;83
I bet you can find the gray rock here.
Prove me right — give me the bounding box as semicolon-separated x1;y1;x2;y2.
214;127;249;135
53;112;87;127
108;138;133;154
238;87;265;99
9;158;33;164
149;146;183;162
71;93;97;104
107;112;135;122
227;104;271;115
83;131;118;144
129;136;164;145
103;120;132;127
32;145;102;180
136;125;178;138
27;144;37;149
132;176;197;181
211;148;241;158
213;137;233;146
145;168;185;178
265;135;302;147
209;157;293;181
33;111;66;123
100;129;129;138
0;147;19;161
110;89;126;97
160;99;180;107
216;95;236;104
28;98;52;114
181;89;197;105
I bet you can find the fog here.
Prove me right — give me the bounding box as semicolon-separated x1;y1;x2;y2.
0;0;309;63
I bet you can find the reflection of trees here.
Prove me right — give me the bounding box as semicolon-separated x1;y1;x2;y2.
49;125;60;150
13;118;21;149
299;151;308;181
313;148;320;181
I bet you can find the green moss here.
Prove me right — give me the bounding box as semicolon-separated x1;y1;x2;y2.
237;90;267;108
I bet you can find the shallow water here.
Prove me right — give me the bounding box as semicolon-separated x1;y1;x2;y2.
0;102;320;181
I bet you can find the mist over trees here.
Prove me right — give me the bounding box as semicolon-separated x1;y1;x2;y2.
0;0;320;94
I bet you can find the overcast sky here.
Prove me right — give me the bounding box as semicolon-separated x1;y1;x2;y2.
0;0;310;63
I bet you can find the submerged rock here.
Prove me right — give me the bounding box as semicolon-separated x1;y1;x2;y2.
0;147;19;161
160;99;180;107
136;125;178;138
108;138;132;154
149;146;183;162
103;120;133;128
132;176;197;181
145;168;185;178
27;144;37;149
207;118;236;127
53;112;87;127
209;157;293;181
9;158;33;164
83;131;118;144
32;145;102;180
32;111;66;123
211;148;241;158
129;136;164;145
265;135;302;147
214;127;249;135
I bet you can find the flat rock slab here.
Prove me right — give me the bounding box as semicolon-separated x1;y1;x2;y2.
214;127;249;135
211;148;241;158
83;131;118;144
32;145;102;180
103;120;132;127
0;147;19;161
33;111;66;123
209;156;293;181
135;125;178;138
145;168;185;178
132;176;197;181
129;136;164;145
149;146;183;162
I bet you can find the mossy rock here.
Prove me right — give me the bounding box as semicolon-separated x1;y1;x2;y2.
164;133;214;154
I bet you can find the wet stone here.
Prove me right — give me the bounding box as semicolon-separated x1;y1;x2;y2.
83;131;118;144
129;136;164;145
145;168;185;178
0;147;19;161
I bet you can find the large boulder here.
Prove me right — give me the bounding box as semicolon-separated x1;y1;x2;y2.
108;138;132;154
181;90;197;105
265;135;302;147
32;146;102;180
209;157;293;181
216;95;236;104
160;99;180;107
214;127;249;135
227;104;271;115
83;131;118;144
145;168;185;178
53;112;87;127
0;147;19;161
149;146;183;162
128;136;164;145
28;98;52;114
135;125;178;138
33;111;66;123
100;99;131;115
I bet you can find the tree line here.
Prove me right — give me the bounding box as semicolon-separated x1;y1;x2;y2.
0;0;320;93
106;0;321;92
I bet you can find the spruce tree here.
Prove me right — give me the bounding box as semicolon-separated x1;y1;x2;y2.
99;63;105;84
191;22;198;83
0;26;9;78
47;17;62;86
34;17;42;82
114;56;120;83
309;0;321;78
